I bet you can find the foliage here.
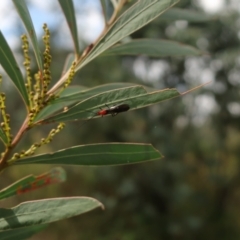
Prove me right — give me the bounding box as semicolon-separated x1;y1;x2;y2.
0;0;210;238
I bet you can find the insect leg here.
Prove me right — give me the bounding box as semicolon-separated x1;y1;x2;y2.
112;113;118;117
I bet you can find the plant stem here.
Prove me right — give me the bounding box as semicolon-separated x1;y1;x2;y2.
0;117;29;171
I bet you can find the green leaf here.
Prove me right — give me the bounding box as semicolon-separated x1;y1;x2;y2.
53;83;139;104
33;83;142;123
59;85;88;97
0;31;29;105
0;224;47;240
0;197;103;231
61;53;75;76
0;176;34;200
104;39;202;57
40;85;147;122
33;100;76;123
33;86;86;122
12;0;43;71
160;7;213;22
58;0;80;55
0;167;66;200
0;128;8;146
40;86;179;123
12;143;162;165
76;0;179;70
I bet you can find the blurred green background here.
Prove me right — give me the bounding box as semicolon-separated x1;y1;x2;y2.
1;0;240;239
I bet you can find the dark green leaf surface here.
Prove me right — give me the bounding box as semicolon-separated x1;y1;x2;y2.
0;224;47;240
33;86;85;122
104;39;202;57
33;100;76;123
34;84;143;122
0;197;103;231
59;85;88;97
0;128;8;145
58;0;80;55
12;0;43;71
0;31;29;105
160;7;213;22
53;83;139;104
40;85;146;122
0;176;34;200
41;86;179;123
77;0;179;70
0;167;66;200
13;143;162;166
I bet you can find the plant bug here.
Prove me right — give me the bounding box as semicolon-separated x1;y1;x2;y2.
74;103;130;128
96;103;130;117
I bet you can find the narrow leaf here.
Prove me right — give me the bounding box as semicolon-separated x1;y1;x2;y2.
33;84;141;122
40;85;147;123
61;53;75;76
77;0;179;70
0;197;103;231
33;100;76;123
58;0;80;55
0;31;29;105
53;83;138;104
0;167;66;200
160;7;213;22
12;0;43;71
104;39;202;57
0;176;34;200
12;143;162;166
0;224;47;240
34;83;140;122
40;87;179;123
33;86;85;122
58;85;88;97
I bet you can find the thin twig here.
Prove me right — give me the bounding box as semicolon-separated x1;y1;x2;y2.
0;117;29;171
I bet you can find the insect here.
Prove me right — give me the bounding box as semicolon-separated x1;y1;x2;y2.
74;103;130;128
96;103;130;117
